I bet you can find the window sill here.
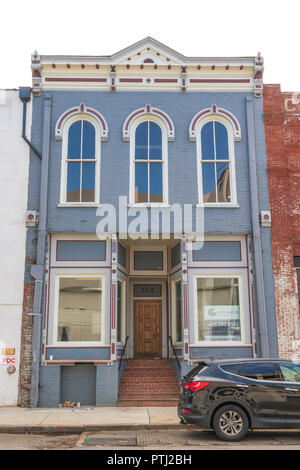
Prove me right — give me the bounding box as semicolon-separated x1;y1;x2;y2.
58;203;102;208
128;203;170;208
197;203;240;209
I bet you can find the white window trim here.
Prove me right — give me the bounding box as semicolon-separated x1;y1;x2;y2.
195;115;238;206
171;276;182;346
60;113;101;205
51;272;106;347
192;271;249;347
129;115;169;206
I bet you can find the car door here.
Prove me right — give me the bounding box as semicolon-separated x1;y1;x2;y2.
279;362;300;428
238;362;286;428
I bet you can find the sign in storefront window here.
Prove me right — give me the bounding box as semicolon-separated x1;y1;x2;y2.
197;277;241;342
57;277;102;342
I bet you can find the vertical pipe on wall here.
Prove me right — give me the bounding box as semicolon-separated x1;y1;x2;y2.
30;94;52;407
246;97;270;358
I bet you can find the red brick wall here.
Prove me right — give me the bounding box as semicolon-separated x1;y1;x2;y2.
264;85;300;359
18;284;34;407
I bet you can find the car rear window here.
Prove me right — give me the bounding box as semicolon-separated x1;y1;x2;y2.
238;362;281;381
184;362;209;379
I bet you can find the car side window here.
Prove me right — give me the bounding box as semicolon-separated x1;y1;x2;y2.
280;363;300;382
238;362;281;381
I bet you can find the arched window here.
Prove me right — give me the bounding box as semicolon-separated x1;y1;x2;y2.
200;120;231;203
56;104;108;206
123;105;174;206
189;105;240;206
65;119;96;203
134;120;163;203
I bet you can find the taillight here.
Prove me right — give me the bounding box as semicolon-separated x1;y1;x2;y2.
183;381;210;392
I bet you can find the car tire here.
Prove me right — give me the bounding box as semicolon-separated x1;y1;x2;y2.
212;405;249;442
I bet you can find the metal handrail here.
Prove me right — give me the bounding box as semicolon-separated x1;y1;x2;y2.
168;336;181;370
118;335;129;371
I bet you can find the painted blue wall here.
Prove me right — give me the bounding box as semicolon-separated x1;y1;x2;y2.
27;91;266;234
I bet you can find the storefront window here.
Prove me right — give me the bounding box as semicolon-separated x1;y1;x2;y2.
197;277;241;342
57;277;102;342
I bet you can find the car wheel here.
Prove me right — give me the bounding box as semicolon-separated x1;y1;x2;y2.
212;405;249;442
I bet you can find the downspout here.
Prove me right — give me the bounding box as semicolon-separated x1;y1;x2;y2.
246;97;270;358
19;87;42;160
28;94;52;407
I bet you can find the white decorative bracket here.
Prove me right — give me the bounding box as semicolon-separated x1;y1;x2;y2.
189;104;242;141
55;103;108;140
122;104;175;141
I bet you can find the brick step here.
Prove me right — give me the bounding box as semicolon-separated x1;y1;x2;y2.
118;359;180;407
119;376;178;382
118;389;180;396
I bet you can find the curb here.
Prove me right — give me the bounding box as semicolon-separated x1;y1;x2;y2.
0;424;184;435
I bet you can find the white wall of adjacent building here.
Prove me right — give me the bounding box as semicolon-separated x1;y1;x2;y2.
0;89;31;405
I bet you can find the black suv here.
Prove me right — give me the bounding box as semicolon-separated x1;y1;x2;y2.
178;358;300;441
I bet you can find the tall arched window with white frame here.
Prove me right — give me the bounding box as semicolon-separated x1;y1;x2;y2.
133;120;165;204
65;118;97;203
189;108;240;207
199;119;235;204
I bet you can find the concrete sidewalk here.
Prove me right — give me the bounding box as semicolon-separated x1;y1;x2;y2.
0;406;181;434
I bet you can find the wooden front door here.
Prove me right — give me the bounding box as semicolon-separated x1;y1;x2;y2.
134;300;162;358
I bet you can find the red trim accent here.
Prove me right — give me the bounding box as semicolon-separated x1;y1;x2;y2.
125;109;144;131
191;110;210;131
119;78;143;83
45;77;107;82
154;79;178;83
190;79;250;84
86;107;107;131
57;108;78;130
152;108;173;131
219;109;239;131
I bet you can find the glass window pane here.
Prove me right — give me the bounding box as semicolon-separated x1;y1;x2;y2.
239;362;281;381
135;122;148;159
193;241;241;262
57;277;102;342
150;163;163;203
171;244;181;268
216;162;231;202
134;251;163;270
197;277;241;342
135;162;148;203
202;163;216;202
215;122;229;159
201;122;214;160
66;162;81;202
280;363;300;382
82;162;95;202
149;122;162;160
175;281;182;342
82;121;95;159
68;121;82;159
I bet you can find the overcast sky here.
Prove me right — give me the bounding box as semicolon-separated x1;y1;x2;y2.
2;0;299;92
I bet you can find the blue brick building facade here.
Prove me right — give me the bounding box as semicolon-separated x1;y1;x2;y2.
21;39;278;407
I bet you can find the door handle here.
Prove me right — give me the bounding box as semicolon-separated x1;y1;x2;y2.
285;388;298;392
